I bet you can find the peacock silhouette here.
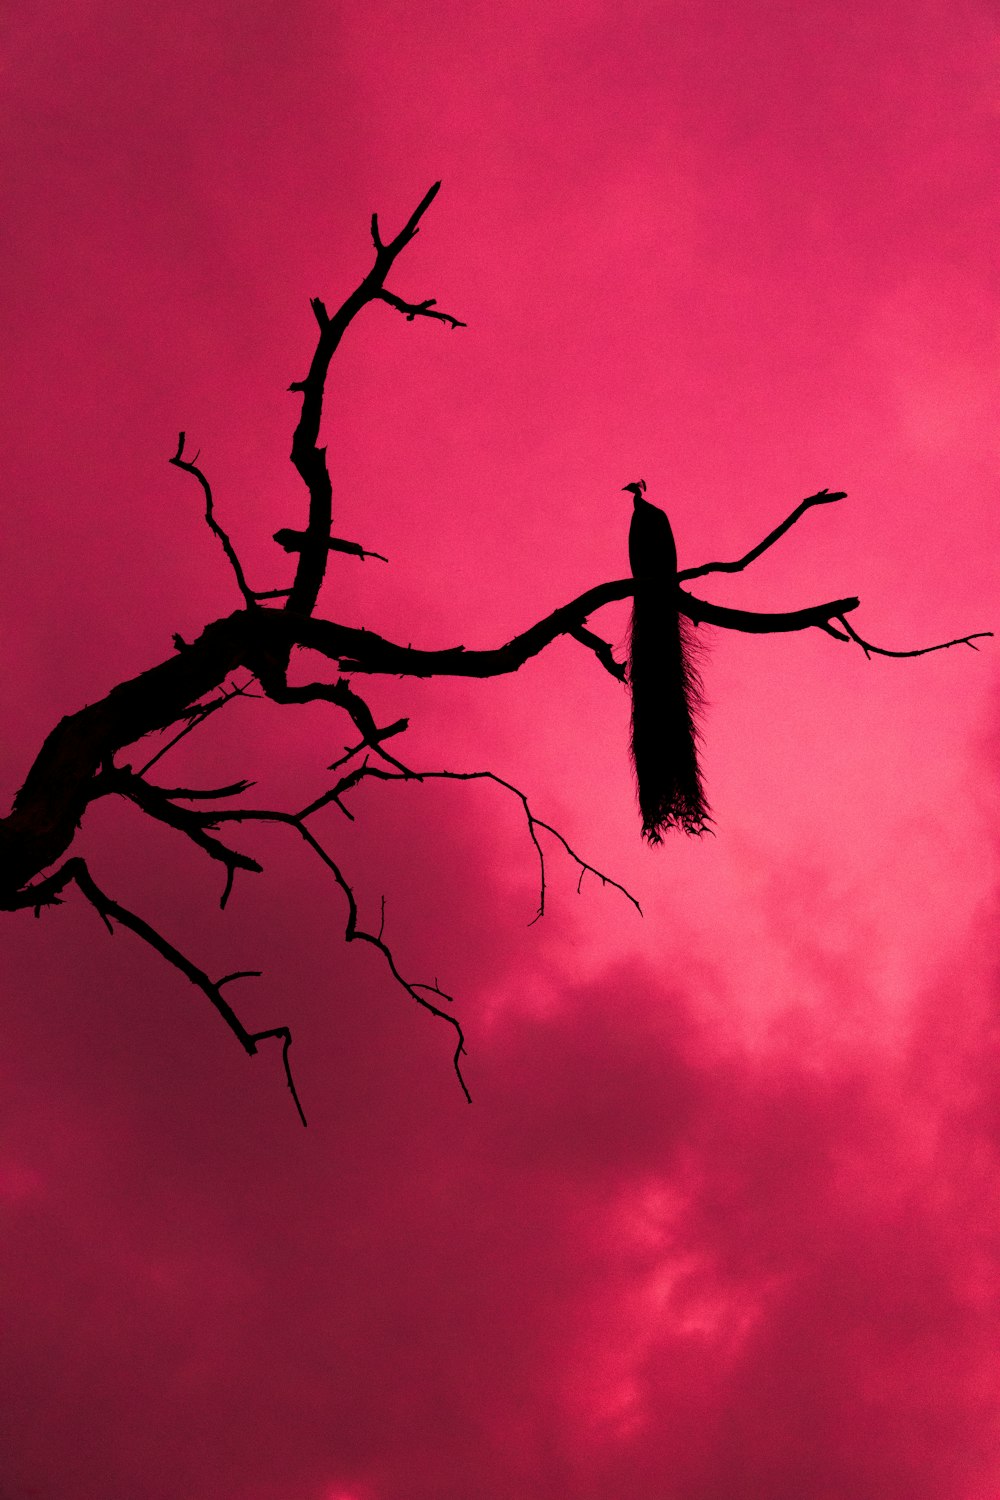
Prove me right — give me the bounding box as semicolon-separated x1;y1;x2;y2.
624;480;710;841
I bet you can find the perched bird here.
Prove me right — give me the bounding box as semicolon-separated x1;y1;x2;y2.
624;480;709;841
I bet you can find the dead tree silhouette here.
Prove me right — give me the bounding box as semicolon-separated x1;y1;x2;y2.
0;183;990;1123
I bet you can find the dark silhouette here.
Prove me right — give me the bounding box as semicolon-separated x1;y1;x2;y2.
0;183;990;1123
273;527;388;563
625;480;709;840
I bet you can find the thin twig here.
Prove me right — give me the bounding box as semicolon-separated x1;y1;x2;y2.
203;806;471;1102
92;767;262;908
328;718;410;771
834;613;992;660
299;762;642;925
243;1025;307;1127
66;857;307;1124
170;434;257;607
145;779;255;801
678;489;847;580
136;679;258;778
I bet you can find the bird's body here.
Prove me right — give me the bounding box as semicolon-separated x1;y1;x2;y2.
629;490;677;582
625;482;709;841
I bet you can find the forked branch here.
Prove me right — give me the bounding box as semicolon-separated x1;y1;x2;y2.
298;760;641;922
283;180;463;624
833;612;991;659
24;857;307;1125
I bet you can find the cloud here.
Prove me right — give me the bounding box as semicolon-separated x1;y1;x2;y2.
3;0;997;1496
4;828;1000;1500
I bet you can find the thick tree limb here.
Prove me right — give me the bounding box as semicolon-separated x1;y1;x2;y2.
1;566;984;905
301;582;866;677
2;612;250;895
295;761;641;922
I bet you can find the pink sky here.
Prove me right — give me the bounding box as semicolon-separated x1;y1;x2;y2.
2;2;998;1496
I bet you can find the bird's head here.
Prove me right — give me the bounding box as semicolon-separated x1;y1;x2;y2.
622;479;646;500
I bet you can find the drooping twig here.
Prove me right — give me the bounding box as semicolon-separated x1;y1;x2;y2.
245;1025;305;1126
65;857;306;1125
194;804;471;1102
170;434;258;608
296;761;641;924
568;623;627;682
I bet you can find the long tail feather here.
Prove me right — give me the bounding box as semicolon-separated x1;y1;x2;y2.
629;591;710;841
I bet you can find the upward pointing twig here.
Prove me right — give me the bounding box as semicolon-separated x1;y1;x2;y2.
679;489;847;581
284;183;463;625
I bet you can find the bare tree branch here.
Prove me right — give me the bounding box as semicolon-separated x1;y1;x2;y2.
678;489;847;580
52;858;306;1124
145;779;256;801
299;582;866;678
136;678;259;778
297;762;641;924
170;434;258;607
197;804;471;1102
273;528;388;563
568;624;627;682
91;767;262;908
833;613;992;659
328;718;410;773
376;290;466;328
256;672;417;776
284;181;461;624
